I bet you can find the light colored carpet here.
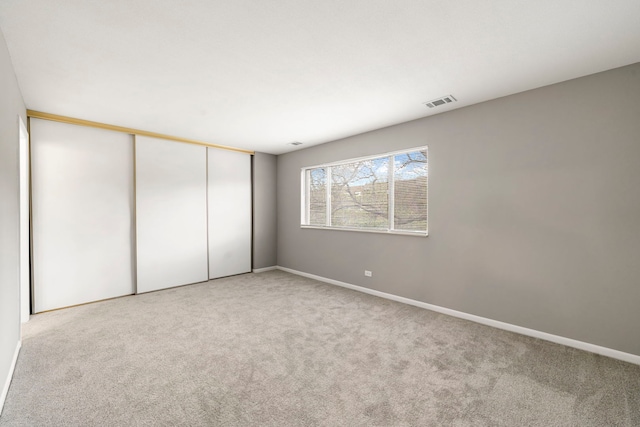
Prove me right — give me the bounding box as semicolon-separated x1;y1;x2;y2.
1;270;638;426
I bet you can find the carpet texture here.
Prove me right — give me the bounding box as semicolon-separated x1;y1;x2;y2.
1;270;638;426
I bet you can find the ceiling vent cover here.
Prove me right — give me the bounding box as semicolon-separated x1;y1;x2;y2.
424;95;457;109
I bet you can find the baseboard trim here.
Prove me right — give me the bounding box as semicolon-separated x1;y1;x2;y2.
252;266;278;273
0;340;21;416
277;266;640;366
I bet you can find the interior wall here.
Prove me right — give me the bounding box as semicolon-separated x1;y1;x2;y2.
253;152;278;269
277;62;640;356
0;28;26;407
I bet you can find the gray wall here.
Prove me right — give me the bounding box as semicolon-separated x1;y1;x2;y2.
253;152;277;269
277;63;640;356
0;28;26;404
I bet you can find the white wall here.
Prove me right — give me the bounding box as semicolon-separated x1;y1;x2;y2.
0;27;26;412
18;118;28;323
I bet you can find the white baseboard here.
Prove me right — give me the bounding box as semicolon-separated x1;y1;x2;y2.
252;266;278;273
0;340;21;416
277;266;640;366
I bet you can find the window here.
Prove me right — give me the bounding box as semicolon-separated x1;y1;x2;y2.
301;147;427;235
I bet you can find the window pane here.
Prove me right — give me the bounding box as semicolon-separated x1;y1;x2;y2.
308;168;326;226
331;157;388;229
394;150;427;231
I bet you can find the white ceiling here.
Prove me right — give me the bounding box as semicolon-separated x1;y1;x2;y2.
1;1;639;155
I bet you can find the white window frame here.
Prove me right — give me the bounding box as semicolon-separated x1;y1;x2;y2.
300;146;428;236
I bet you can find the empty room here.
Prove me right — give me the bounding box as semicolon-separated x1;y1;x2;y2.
1;1;639;426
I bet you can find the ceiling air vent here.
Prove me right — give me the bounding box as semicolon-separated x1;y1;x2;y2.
424;95;457;109
288;141;303;146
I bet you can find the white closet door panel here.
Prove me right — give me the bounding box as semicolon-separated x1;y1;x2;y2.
136;136;208;293
208;148;252;279
31;119;135;313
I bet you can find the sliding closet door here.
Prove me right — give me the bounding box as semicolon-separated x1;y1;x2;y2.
208;148;252;279
135;136;208;293
31;119;135;313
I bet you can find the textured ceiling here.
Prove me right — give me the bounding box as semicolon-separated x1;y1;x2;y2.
1;0;639;154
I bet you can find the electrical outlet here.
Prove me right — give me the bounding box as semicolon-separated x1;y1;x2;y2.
364;270;372;277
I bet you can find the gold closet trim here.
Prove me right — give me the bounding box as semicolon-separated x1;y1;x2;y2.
27;110;254;155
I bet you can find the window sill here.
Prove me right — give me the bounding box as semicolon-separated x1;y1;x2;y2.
300;225;428;237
